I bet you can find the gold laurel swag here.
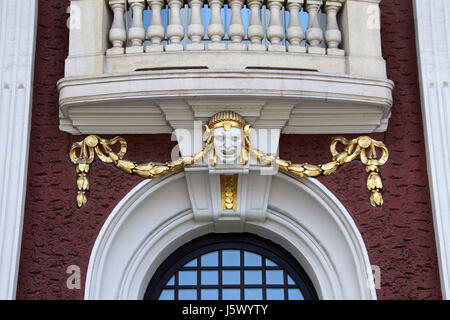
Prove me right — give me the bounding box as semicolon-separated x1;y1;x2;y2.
70;133;388;208
249;136;389;207
70;135;207;207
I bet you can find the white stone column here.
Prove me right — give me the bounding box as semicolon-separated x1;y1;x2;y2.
65;0;111;76
340;0;386;78
187;0;205;50
305;0;325;54
414;0;450;300
286;0;306;53
0;0;38;299
207;0;226;50
146;0;166;52
247;0;265;51
126;0;147;54
228;0;246;51
324;0;344;56
166;0;185;51
107;0;127;55
267;0;285;52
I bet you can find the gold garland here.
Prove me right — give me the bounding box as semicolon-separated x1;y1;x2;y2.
70;135;206;207
70;134;388;208
249;136;388;207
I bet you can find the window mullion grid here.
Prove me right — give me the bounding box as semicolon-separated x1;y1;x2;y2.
182;266;280;270
218;250;223;300
155;247;308;301
283;269;288;300
262;256;267;300
197;258;201;300
240;249;244;300
175;269;179;300
166;284;288;289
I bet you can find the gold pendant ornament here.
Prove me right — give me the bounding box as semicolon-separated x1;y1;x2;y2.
250;135;388;207
70;111;389;208
220;174;238;211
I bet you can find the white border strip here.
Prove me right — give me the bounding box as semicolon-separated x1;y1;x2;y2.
413;0;450;299
0;0;38;299
85;172;375;300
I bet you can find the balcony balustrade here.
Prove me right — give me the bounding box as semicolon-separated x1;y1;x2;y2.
59;0;393;136
107;0;342;55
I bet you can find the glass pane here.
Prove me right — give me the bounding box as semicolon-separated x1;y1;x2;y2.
244;288;263;300
265;258;277;267
179;271;197;286
244;251;261;266
288;288;304;300
166;275;175;286
179;289;197;300
267;288;284;300
223;270;240;285
201;271;219;285
287;275;295;285
201;251;219;267
201;289;219;300
184;259;197;267
222;250;240;266
244;270;262;285
222;288;241;300
159;289;174;300
266;270;284;285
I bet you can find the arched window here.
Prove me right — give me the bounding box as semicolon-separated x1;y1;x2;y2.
144;233;318;300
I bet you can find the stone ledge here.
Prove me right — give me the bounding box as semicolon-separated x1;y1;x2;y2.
58;68;394;135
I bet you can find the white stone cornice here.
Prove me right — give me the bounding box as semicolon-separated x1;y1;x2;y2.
0;0;38;299
414;0;450;300
58;69;394;135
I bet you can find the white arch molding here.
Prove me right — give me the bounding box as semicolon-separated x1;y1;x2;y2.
84;171;377;300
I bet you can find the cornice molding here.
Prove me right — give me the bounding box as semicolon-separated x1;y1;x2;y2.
58;69;394;135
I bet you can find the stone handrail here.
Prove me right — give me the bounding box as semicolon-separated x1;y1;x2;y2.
107;0;345;55
65;0;385;78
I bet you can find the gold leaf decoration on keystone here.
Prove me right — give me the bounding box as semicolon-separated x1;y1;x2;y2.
70;112;389;208
220;174;238;211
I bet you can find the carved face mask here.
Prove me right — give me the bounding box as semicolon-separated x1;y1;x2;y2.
213;126;243;164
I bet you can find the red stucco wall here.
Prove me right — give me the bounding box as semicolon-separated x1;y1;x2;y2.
16;0;441;299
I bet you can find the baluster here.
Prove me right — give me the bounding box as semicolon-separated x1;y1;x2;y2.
187;0;205;50
107;0;127;55
324;0;344;55
146;0;165;52
247;0;265;51
127;0;146;53
207;0;226;50
267;0;285;52
166;0;185;51
305;0;325;54
287;0;306;53
228;0;245;50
